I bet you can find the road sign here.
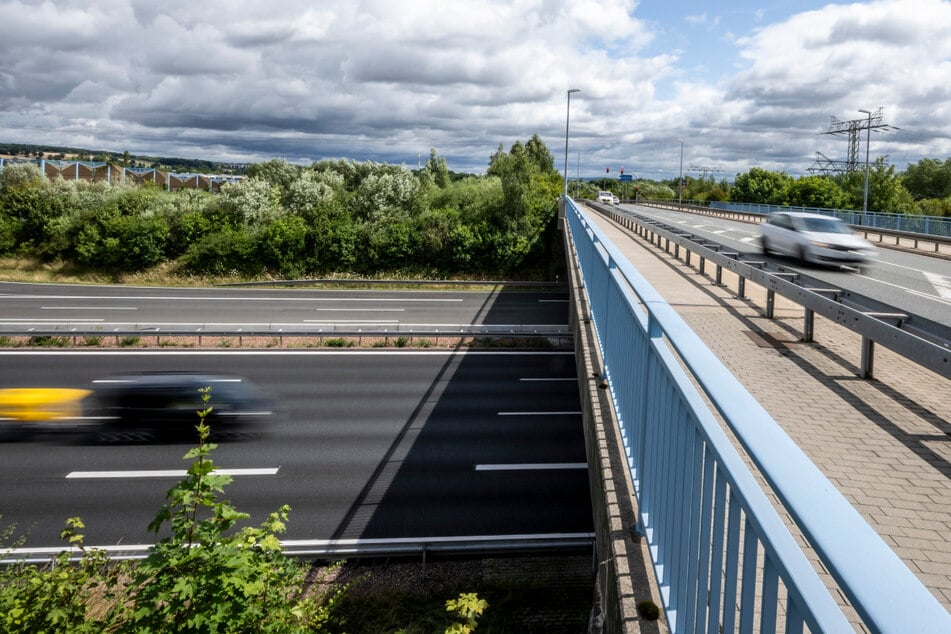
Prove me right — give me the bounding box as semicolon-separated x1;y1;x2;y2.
619;174;633;182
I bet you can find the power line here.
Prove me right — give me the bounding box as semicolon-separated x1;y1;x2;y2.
820;107;897;174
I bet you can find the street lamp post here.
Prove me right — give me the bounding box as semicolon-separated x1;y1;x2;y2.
576;152;581;198
563;89;580;199
678;139;685;206
858;109;872;213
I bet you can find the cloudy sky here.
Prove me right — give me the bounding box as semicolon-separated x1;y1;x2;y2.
1;0;950;180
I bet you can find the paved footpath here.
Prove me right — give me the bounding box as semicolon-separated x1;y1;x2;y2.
586;207;951;614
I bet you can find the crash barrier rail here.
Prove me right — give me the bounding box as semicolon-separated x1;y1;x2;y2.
564;197;951;633
710;201;951;239
0;323;571;347
634;199;951;256
590;202;950;381
2;533;595;566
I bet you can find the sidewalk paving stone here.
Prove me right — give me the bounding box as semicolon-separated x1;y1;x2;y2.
585;208;951;612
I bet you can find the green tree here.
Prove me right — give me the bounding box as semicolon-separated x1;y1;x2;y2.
785;175;849;209
244;159;301;194
217;177;282;226
352;167;422;223
75;213;170;271
0;165;64;254
730;167;791;205
902;157;951;200
866;158;915;214
423;148;451;188
524;133;556;175
257;214;310;278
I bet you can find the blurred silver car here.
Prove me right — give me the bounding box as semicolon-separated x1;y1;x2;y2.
760;211;877;267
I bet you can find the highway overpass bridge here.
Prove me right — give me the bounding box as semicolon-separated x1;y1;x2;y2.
564;198;950;633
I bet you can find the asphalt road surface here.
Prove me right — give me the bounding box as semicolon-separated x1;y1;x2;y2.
0;350;593;550
618;204;951;327
0;284;570;331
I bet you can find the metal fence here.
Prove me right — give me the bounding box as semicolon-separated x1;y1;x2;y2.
710;201;951;238
564;198;951;633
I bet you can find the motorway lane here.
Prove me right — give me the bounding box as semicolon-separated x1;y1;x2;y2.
617;204;951;326
0;284;569;329
0;350;592;548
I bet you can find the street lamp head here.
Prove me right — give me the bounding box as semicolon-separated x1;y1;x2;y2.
568;88;580;94
858;108;871;115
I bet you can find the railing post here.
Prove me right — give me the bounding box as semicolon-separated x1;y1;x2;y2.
861;336;875;378
804;307;814;342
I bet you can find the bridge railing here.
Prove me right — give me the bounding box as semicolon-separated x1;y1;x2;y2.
564;198;951;633
708;201;951;239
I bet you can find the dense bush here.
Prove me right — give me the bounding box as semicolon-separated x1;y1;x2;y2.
0;140;564;279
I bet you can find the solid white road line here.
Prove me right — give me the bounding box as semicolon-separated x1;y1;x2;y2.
3;532;596;558
41;306;137;310
66;468;280;479
0;318;104;322
3;294;465;302
303;319;400;324
474;463;587;471
497;411;582;416
314;308;405;312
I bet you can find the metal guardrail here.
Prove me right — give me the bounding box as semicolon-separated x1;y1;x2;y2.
565;197;951;633
0;323;571;346
710;201;951;240
590;202;950;380
2;533;595;565
634;199;951;257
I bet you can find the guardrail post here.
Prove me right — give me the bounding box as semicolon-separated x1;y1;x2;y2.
737;276;747;299
766;290;775;319
861;337;875;378
699;256;706;275
715;263;723;286
803;308;814;342
685;249;692;267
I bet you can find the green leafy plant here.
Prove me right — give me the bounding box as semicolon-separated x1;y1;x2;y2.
445;592;488;633
122;387;345;632
1;387;349;633
118;335;140;347
0;517;126;633
29;335;69;347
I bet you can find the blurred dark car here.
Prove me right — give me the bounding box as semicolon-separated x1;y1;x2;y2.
89;372;273;438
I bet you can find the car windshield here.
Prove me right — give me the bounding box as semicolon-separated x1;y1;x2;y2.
797;217;851;234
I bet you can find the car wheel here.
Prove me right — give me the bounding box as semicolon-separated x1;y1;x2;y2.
798;245;809;263
760;237;770;255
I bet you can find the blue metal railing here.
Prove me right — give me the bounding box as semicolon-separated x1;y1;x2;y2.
565;198;951;633
709;201;951;238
